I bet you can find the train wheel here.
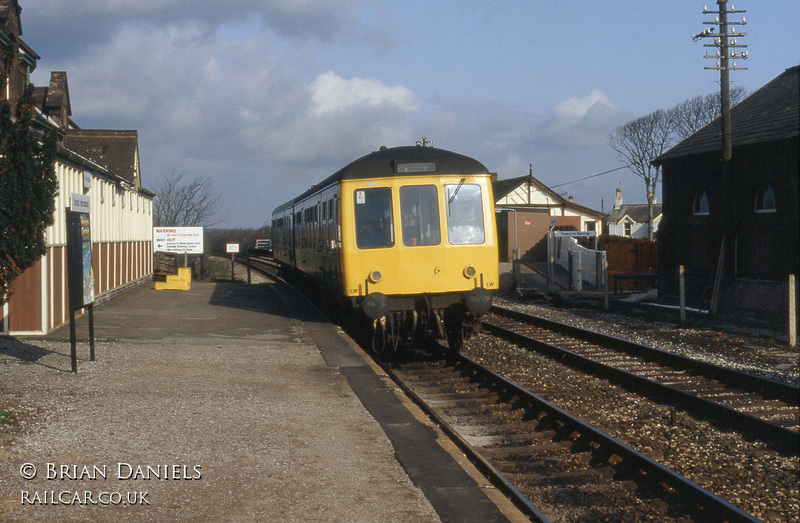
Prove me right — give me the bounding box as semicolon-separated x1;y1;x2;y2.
444;304;468;352
446;329;464;352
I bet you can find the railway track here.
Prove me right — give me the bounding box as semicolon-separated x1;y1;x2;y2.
482;305;799;454
241;258;797;520
387;349;760;522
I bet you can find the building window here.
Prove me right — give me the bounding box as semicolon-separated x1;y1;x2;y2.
754;184;776;213
693;191;709;215
623;221;631;237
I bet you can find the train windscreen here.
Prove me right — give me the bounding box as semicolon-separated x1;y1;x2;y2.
445;183;485;245
400;185;441;247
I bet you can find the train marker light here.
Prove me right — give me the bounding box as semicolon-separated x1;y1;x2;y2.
463;265;477;278
369;270;382;283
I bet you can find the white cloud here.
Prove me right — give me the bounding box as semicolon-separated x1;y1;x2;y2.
309;71;420;116
552;90;612;120
537;90;623;147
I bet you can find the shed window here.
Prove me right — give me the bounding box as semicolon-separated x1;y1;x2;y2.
754;185;776;213
693;191;709;216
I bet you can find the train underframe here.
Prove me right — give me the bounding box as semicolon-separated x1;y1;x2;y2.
356;289;493;354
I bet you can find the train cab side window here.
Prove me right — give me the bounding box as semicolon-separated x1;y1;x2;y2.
445;183;485;245
400;185;441;246
354;188;394;249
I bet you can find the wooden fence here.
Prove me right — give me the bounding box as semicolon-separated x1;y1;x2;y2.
598;235;658;292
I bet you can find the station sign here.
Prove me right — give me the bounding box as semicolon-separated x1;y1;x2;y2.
226;243;240;253
554;230;596;237
70;192;91;214
153;227;204;254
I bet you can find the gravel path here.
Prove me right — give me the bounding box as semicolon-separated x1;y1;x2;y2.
0;283;440;522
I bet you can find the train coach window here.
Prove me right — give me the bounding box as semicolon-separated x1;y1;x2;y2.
445;183;485;245
400;185;440;246
355;188;394;249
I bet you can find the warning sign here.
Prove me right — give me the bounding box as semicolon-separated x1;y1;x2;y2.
153;227;204;254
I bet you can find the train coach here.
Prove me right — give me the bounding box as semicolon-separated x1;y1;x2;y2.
271;145;499;352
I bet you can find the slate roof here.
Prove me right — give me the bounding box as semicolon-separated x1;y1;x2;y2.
607;204;662;224
32;71;72;125
654;65;799;164
63;130;140;188
492;174;605;218
492;176;528;201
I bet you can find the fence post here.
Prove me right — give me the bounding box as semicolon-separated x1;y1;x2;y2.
568;251;574;290
789;274;797;348
679;265;686;323
603;253;609;310
548;231;554;294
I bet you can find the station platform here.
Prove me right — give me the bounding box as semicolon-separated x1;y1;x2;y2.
0;281;525;522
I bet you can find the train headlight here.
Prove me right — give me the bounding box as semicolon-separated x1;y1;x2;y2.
465;288;492;315
463;265;477;278
362;292;389;319
368;270;382;283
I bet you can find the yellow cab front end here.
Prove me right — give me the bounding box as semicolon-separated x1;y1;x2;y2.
339;173;498;318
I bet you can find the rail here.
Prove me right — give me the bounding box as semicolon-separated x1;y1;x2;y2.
484;305;799;453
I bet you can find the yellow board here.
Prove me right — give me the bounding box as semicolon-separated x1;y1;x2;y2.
155;267;191;291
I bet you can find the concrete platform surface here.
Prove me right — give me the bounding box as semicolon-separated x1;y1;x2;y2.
0;281;520;522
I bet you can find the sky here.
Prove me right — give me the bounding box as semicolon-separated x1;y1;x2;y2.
22;1;800;228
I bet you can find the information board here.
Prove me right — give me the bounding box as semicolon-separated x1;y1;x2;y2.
153;227;204;254
67;194;95;307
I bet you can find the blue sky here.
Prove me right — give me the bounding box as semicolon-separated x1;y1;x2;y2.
23;1;800;227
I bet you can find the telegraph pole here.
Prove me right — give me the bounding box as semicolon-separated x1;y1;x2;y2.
695;1;748;162
693;1;748;313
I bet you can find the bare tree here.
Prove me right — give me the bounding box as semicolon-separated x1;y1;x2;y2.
608;109;673;240
153;170;225;227
669;85;748;141
608;88;748;240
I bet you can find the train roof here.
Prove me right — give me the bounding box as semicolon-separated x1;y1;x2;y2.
273;145;490;213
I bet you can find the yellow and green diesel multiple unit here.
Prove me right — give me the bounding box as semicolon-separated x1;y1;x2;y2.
271;145;498;351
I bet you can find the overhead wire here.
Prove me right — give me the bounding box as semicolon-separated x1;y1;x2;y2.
548;164;632;188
